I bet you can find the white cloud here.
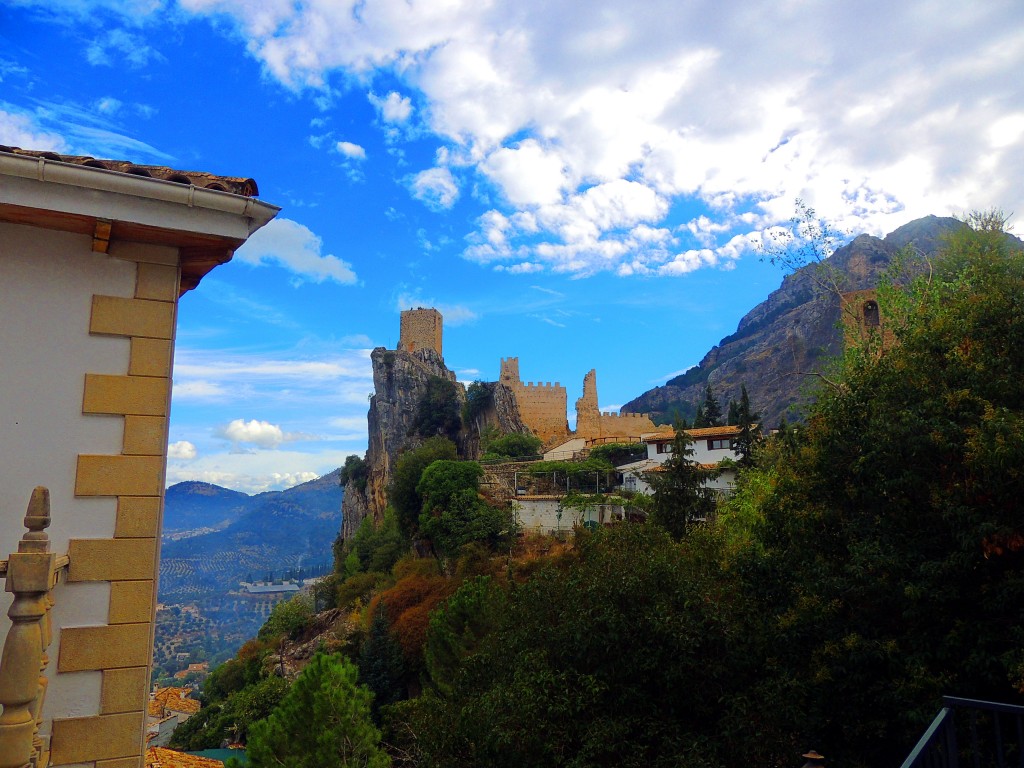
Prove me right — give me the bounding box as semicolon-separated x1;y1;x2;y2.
172;380;229;400
171;347;375;418
369;91;412;123
95;97;122;115
0;109;68;151
236;217;358;284
409;166;460;210
328;415;369;431
168;440;197;460
335;140;366;159
395;292;477;326
86;29;163;68
59;0;1024;276
165;448;354;493
217;418;287;449
481;140;568;207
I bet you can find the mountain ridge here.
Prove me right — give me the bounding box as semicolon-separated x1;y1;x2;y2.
622;215;967;427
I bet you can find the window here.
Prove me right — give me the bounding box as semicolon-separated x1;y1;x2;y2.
863;300;880;327
657;442;673;454
707;438;730;450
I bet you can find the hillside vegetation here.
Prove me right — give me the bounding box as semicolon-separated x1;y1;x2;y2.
183;215;1024;768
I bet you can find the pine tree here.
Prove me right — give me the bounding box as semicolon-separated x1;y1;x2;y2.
727;398;740;426
733;385;761;467
647;421;717;539
240;653;391;768
694;384;723;428
359;606;407;715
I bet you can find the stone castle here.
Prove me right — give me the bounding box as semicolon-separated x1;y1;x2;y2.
400;307;655;446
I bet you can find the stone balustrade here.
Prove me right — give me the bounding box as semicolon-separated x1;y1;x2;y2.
0;487;70;768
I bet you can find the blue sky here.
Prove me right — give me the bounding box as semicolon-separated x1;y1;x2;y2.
3;0;1022;492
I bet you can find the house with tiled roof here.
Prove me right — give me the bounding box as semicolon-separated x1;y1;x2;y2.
0;147;277;768
152;686;202;720
618;424;745;496
145;746;225;768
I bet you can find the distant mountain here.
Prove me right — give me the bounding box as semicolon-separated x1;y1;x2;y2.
159;470;343;602
154;471;342;673
163;481;250;533
622;215;968;428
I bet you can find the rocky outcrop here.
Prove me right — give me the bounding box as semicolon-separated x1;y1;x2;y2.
341;348;532;539
342;347;458;538
622;216;966;428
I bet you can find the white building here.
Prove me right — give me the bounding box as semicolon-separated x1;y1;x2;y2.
0;147;277;768
619;425;744;496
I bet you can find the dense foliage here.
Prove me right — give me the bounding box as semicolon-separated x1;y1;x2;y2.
235;653;390;768
390;437;458;538
412;376;462;439
480;431;543;460
340;454;369;492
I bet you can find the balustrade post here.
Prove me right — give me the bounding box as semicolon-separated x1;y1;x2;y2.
0;488;60;768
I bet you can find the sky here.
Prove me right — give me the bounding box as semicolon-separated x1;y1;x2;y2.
2;0;1022;493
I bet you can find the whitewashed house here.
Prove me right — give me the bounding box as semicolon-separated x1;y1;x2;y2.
618;425;744;496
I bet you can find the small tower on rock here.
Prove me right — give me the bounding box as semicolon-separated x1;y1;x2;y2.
399;307;443;357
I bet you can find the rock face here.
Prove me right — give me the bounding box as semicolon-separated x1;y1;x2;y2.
340;347;531;539
622;215;965;428
341;346;456;539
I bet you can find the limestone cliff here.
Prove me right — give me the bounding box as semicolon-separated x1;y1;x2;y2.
341;347;530;539
622;215;965;428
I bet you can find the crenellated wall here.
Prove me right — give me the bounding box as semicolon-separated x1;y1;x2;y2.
499;357;569;443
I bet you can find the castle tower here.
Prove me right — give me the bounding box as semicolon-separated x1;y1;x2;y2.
575;369;601;437
399;307;443;356
499;357;521;384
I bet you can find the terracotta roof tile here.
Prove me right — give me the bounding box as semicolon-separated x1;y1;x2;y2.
167;698;201;715
0;147;259;197
151;687;200;715
644;425;745;442
145;747;224;768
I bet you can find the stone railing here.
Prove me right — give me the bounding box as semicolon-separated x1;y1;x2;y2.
0;487;70;768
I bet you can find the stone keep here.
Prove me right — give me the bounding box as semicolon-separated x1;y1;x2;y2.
399;308;443;356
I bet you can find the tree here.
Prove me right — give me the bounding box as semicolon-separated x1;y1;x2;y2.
481;431;542;460
647;421;717;539
359;606;407;715
732;385;761;467
340;454;369;492
240;653;390;768
258;593;314;642
461;380;491;435
587;441;646;466
416;460;514;559
401;525;756;768
423;576;508;697
412;376;461;439
345;508;407;576
693;384;723;428
389;436;457;538
746;214;1024;765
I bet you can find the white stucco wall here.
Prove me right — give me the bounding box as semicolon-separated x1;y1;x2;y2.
0;221;136;721
516;498;622;533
